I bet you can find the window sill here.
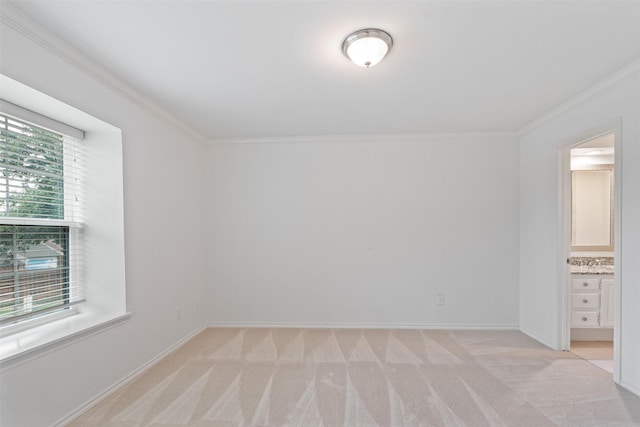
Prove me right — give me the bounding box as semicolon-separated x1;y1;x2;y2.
0;309;131;368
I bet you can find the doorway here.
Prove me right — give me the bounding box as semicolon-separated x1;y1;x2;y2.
561;130;618;377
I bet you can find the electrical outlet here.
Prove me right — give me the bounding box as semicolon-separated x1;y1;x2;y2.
437;294;444;305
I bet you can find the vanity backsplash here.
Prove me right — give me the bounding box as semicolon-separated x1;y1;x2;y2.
569;257;614;274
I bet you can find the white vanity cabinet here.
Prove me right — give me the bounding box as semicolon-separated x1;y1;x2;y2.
571;274;614;328
600;278;615;327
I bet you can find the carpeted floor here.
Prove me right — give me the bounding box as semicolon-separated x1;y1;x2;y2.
69;328;640;426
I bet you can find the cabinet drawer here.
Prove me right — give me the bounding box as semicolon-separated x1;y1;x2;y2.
571;293;600;309
571;278;600;290
571;311;599;327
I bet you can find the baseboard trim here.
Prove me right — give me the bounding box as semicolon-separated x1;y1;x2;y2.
53;325;207;427
207;322;519;330
519;326;557;349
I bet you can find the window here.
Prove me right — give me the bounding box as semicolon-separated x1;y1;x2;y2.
0;75;126;363
0;109;84;327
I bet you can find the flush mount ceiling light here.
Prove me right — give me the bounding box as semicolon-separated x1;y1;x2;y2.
342;28;393;68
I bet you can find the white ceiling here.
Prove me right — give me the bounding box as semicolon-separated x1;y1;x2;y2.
8;1;640;141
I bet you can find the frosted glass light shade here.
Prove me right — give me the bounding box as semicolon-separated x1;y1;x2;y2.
342;29;393;68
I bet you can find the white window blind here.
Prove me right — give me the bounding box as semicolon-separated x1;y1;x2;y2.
0;109;84;326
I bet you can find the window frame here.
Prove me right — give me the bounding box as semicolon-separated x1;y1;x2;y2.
0;74;128;365
1;110;85;327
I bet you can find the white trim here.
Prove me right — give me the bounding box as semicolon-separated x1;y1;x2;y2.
0;311;131;369
555;120;622;383
612;120;623;385
558;147;572;351
0;306;78;338
208;132;517;145
518;58;640;136
207;322;519;330
53;325;207;427
0;2;206;144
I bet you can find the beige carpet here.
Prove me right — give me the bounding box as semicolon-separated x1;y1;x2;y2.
69;328;640;426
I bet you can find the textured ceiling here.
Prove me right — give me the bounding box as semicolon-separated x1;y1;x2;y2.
8;0;640;141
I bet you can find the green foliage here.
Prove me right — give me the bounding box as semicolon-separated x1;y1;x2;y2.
1;115;65;219
0;116;70;323
1;115;66;263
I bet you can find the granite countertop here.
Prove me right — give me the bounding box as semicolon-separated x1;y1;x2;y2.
569;257;614;275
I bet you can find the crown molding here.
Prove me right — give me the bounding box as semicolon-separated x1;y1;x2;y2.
0;2;207;143
518;57;640;136
208;131;518;145
7;1;633;145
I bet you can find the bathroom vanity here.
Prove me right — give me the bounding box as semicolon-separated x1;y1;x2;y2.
569;257;614;329
570;274;614;328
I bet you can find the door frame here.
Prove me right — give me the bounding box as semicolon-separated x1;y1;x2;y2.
558;119;622;384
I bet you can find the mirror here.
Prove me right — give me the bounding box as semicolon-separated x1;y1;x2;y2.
571;166;614;251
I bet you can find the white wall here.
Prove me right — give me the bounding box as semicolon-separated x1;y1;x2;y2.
206;135;520;328
0;10;208;427
519;67;640;395
3;3;635;425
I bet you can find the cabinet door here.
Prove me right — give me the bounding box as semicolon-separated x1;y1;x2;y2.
600;279;615;327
